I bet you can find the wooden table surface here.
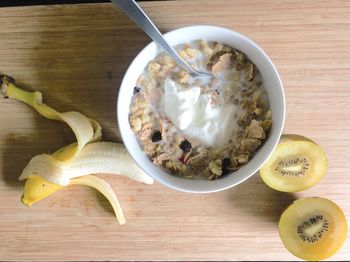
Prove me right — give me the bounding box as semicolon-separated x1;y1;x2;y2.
0;0;349;260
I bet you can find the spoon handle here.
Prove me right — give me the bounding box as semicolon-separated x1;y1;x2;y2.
111;0;198;75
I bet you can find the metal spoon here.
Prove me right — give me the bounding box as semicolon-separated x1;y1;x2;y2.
111;0;211;77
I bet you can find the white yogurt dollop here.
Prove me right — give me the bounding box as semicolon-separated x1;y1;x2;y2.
163;78;237;147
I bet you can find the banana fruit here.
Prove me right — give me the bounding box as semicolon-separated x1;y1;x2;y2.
19;142;153;186
1;75;153;225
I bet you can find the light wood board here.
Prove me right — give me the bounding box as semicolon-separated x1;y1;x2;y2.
0;0;349;260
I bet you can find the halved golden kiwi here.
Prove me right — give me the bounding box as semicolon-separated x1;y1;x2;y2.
279;197;347;261
260;134;327;192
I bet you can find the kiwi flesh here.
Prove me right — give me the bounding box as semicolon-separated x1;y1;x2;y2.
279;197;347;261
260;134;327;192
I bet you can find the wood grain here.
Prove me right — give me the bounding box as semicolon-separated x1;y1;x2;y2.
0;0;349;260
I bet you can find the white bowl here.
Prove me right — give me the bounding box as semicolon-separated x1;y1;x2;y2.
117;25;285;193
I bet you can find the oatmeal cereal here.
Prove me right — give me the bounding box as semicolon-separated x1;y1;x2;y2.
129;40;272;180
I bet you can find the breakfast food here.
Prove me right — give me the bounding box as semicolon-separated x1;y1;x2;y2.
1;75;153;225
260;134;328;192
279;197;347;260
129;40;272;180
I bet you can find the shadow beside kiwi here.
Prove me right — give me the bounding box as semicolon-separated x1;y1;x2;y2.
228;173;297;223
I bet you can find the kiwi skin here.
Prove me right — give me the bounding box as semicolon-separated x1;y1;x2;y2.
279;134;316;144
279;197;348;261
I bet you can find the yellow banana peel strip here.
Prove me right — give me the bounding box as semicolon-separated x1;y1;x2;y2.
1;75;152;225
70;175;126;225
22;175;62;206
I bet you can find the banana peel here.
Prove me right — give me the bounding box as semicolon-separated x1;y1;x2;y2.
70;175;126;225
22;175;62;206
1;75;152;225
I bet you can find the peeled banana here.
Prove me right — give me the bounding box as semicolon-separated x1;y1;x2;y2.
1;75;153;225
19;142;153;186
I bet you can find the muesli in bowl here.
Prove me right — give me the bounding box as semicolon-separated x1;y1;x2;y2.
129;39;272;180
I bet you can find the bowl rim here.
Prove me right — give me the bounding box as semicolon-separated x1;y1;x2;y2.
117;25;286;193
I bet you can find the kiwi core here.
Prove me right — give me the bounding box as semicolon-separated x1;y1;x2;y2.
297;215;329;242
274;157;310;176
